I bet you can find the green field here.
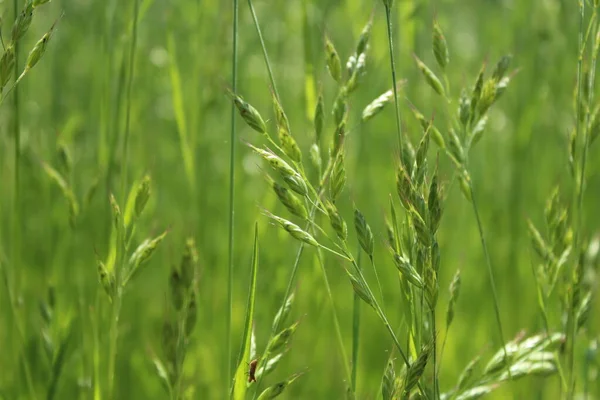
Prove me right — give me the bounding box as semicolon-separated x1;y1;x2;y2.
1;0;599;399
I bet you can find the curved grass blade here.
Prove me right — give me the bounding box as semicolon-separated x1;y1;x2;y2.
231;223;260;400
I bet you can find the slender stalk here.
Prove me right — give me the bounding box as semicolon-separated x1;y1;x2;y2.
119;0;140;203
432;309;438;400
226;0;239;391
247;0;279;100
468;181;510;378
108;0;140;397
351;247;361;393
569;2;589;397
369;255;385;307
9;1;37;398
384;4;403;153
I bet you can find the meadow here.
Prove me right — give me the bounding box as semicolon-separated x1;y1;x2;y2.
0;0;599;399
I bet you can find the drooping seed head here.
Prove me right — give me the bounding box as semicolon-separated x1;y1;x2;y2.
356;17;373;56
432;19;449;69
348;273;374;308
184;291;197;337
272;292;295;333
354;208;374;257
0;46;15;90
477;79;497;116
382;359;396;400
180;237;198;289
309;143;322;171
325;35;342;83
332;87;348;127
329;152;346;202
264;211;319;247
325;201;348;241
273;93;302;162
11;3;34;43
25;17;60;72
403;344;431;396
268;175;308;220
428;173;442;234
134;175;151;218
393;253;423;288
492;54;512;81
470;62;487;120
314;89;324;141
414;54;445;96
268;321;300;353
230;92;267;134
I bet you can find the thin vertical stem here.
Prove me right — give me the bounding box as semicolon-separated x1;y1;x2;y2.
247;0;279;100
384;4;403;153
351;247;362;393
569;2;587;397
119;0;140;203
468;181;511;378
431;309;438;400
226;0;239;391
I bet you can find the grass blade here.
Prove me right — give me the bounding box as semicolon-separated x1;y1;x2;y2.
231;223;260;400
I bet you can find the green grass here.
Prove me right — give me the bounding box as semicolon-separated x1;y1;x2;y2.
0;0;599;399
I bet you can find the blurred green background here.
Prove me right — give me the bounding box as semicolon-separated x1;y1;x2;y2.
0;0;598;398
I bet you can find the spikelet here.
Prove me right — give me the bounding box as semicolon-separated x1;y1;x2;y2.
414;55;445;96
325;201;348;241
264;211;319;247
325;35;342;83
0;46;15;90
230;92;267;134
11;3;34;43
134;175;151;218
432;19;449;69
329;152;346;202
446;269;461;328
354;208;374;257
273;93;302;163
314;89;324;141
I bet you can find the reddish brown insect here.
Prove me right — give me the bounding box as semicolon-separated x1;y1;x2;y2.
247;359;258;383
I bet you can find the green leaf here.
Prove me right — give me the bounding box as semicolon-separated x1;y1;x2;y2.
231;223;260;400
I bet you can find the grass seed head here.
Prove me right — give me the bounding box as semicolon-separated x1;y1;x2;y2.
109;194;122;231
428;173;442;234
325;201;348;241
134;175;151;218
477;79;497;116
270;179;308;220
446;269;462;328
231;93;267;134
33;0;51;6
268;321;300;353
325;35;342;83
459;89;471;127
457;355;481;391
309;143;322;171
403;345;431;395
332;88;348;127
180;237;198;289
492;54;512;81
349;273;374;308
356;18;373;56
432;19;449;69
0;46;15;90
97;259;115;299
456;385;498;400
393;253;423;288
329;152;346;202
265;211;319;247
354;208;374;257
272;292;295;333
184;291;197;337
128;231;168;281
470;63;486;120
314;90;324;141
382;359;396;400
169;269;185;311
332;120;346;157
416;126;431;168
459;173;472;202
273;94;302;163
362;88;393;122
414;55;445;96
11;3;34;43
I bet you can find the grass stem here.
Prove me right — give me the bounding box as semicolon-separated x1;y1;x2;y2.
384;4;403;153
247;0;279;100
351;246;361;393
226;0;239;392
